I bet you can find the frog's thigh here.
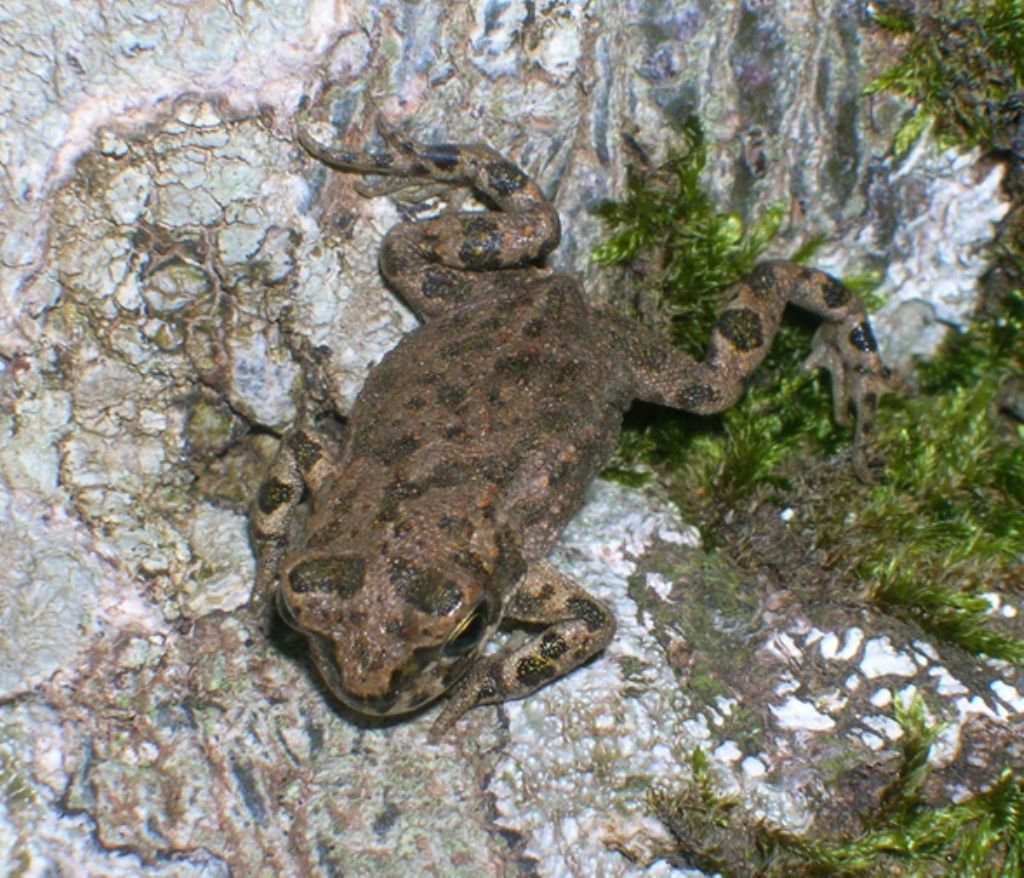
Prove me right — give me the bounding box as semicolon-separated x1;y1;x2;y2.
431;561;615;737
249;424;341;613
596;309;743;414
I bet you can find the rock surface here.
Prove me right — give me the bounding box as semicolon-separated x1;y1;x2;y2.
0;2;1018;875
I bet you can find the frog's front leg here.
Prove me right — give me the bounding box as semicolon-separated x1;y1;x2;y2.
430;562;616;738
249;423;341;624
601;260;892;444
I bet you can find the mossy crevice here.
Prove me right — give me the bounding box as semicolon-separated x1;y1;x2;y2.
650;696;1024;877
596;25;1023;867
866;0;1024;167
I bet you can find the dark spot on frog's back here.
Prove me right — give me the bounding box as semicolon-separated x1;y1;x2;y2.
716;308;765;353
480;453;520;486
494;352;538;381
422;459;472;489
391;476;424;501
441;334;493;361
373;433;421;466
553;359;584;384
388;559;463;616
374;477;424;524
257;477;294;514
435;382;468;407
522;318;545;338
289;556;366;597
537;408;572;432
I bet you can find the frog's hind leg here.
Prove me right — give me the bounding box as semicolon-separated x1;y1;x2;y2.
600;261;891;444
249;423;341;623
297;115;559;319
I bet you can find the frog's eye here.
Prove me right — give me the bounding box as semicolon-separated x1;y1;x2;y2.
441;607;488;657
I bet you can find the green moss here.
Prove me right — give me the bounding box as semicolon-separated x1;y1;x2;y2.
596;116;847;514
866;1;1024;156
652;696;1024;877
811;287;1024;664
763;695;1024;877
647;748;751;876
593;115;783;360
628;550;764;712
597;112;1022;660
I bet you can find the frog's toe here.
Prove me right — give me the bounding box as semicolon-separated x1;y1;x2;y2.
375;113;418;156
428;659;502;741
806;323;892;442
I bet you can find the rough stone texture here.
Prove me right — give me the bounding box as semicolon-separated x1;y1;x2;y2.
0;2;1018;876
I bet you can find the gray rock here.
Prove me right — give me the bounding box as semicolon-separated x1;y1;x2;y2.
0;1;1017;875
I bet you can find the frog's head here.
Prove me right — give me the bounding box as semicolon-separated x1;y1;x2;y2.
276;535;524;716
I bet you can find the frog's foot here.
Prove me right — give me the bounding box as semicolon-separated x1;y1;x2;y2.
429;561;616;740
804;321;893;444
294;105;399;177
428;650;515;741
297;109;488;187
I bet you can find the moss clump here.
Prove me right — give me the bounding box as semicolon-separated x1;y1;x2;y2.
866;1;1024;157
809;286;1024;664
593;115;784;360
596;117;849;513
597;110;1022;661
647;748;752;876
765;696;1024;876
652;696;1024;877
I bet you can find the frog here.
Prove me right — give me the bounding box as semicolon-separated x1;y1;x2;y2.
249;110;890;738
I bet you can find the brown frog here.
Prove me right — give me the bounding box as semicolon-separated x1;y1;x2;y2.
250;111;889;737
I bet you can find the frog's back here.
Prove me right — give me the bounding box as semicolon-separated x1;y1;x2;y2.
312;273;632;558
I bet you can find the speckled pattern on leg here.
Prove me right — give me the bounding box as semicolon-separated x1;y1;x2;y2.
596;260;890;443
296;117;559;320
